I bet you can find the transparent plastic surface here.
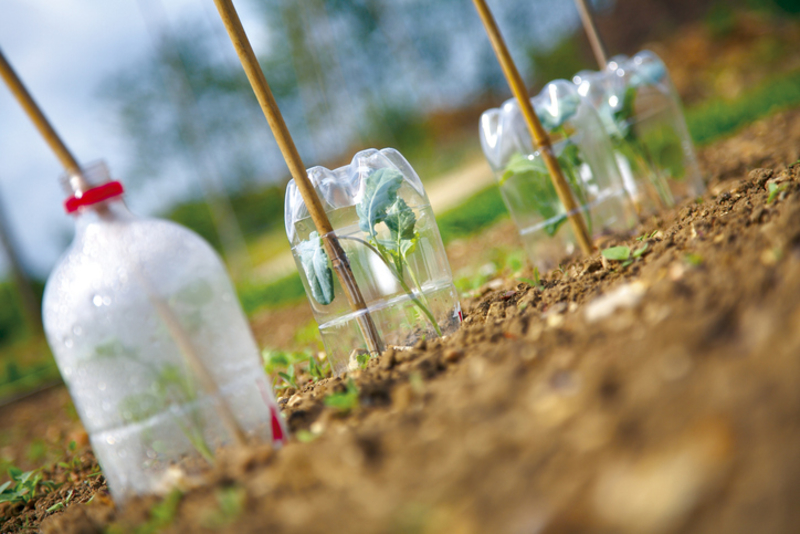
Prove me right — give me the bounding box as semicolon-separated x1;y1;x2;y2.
574;51;705;206
285;149;462;375
479;80;634;270
42;163;285;503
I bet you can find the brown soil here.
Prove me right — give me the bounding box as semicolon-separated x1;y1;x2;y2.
3;108;800;533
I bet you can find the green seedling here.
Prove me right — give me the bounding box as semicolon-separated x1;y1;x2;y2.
0;466;53;505
767;182;788;204
106;489;183;534
685;253;704;266
277;365;298;391
324;379;359;414
263;349;330;389
602;243;648;268
297;168;443;339
295;430;319;443
46;489;73;513
602;246;631;261
518;266;544;290
108;341;215;465
601;79;683;206
499;139;593;238
202;486;246;528
636;230;659;242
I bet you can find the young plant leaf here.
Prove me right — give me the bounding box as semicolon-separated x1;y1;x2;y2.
384;197;416;241
767;182;788;204
356;168;405;237
296;231;334;305
632;243;649;258
602;246;632;261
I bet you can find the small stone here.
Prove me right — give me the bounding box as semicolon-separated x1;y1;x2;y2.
584;282;647;323
669;263;686;281
392;383;414;411
527;322;544;341
380;348;397;370
659;347;692;381
487;302;506;321
486;278;504;291
546;313;565;328
347;348;369;371
443;349;465;363
288;394;303;408
592;419;733;533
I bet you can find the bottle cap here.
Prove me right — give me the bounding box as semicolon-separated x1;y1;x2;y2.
64;181;124;213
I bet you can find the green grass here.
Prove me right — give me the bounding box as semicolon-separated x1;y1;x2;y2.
687;68;800;145
236;274;307;315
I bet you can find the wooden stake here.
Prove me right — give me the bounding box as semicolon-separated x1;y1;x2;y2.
574;0;609;69
0;48;90;194
212;0;384;355
471;0;594;255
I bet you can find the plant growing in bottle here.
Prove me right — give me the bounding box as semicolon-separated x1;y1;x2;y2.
575;51;706;207
480;80;635;270
286;149;462;375
42;162;287;503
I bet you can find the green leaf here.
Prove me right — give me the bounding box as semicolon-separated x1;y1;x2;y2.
500;153;566;237
0;481;11;494
767;182;788;204
641;124;686;180
296;231;335;305
602;246;632;261
324;380;360;413
633;243;649;258
384;198;416;242
356;168;405;237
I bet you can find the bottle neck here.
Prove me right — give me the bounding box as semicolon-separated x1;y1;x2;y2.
72;198;136;233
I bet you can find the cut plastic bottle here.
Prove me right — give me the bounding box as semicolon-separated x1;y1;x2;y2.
285;148;462;375
480;80;635;270
574;50;705;207
42;161;286;503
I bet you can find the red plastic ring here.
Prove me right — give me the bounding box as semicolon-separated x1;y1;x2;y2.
64;181;125;214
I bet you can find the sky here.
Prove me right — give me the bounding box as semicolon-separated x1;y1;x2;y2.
0;0;266;279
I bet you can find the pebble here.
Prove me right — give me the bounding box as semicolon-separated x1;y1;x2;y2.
592;419;733;533
443;349;464;363
288;394;303;408
584;282;647;323
658;346;693;381
487;302;506;321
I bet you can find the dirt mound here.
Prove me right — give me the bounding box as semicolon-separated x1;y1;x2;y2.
2;109;800;533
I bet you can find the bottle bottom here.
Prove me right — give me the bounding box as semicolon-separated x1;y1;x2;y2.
318;281;462;375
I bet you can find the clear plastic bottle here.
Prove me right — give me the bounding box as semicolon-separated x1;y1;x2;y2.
285;148;462;375
42;161;285;503
574;51;705;206
480;80;635;270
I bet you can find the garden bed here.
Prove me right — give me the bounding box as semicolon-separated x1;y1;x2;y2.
3;107;800;533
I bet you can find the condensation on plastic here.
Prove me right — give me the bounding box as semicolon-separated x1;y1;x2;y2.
479;80;634;270
42;161;285;503
574;50;705;205
285;148;462;375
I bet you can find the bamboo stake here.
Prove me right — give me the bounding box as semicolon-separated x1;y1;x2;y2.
574;0;609;69
212;0;384;355
471;0;594;255
0;48;90;194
